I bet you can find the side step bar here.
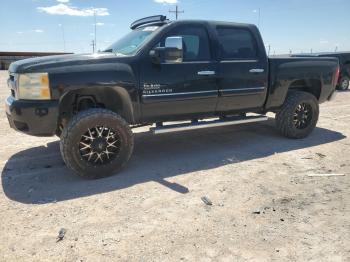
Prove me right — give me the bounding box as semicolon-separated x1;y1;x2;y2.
150;115;268;135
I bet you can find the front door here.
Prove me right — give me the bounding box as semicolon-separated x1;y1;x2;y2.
140;24;218;122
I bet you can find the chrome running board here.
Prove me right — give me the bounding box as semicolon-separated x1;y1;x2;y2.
150;115;268;135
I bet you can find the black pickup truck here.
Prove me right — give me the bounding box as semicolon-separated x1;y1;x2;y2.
5;16;339;179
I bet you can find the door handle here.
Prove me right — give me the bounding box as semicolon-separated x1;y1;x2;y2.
249;69;265;73
198;70;216;76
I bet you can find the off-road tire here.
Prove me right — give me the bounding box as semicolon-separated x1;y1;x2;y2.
338;76;349;91
60;108;134;179
276;91;319;139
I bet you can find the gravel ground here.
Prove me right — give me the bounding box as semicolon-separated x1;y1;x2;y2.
0;70;349;261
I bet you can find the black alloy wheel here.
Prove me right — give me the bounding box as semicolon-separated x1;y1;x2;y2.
293;103;313;129
79;126;121;165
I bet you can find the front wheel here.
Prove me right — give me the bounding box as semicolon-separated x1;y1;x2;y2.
60;109;134;179
275;91;319;139
338;76;349;91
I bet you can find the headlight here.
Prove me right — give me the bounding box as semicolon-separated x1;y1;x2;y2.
18;73;50;100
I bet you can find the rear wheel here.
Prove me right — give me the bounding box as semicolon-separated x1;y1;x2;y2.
338;76;349;91
60;108;134;179
276;91;319;139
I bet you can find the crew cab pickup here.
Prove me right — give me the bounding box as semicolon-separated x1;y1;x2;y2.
5;15;339;179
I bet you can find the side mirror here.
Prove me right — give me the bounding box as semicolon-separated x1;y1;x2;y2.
164;36;183;63
149;48;162;64
149;36;183;64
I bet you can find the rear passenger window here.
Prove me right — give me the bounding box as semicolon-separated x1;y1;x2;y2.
216;27;257;60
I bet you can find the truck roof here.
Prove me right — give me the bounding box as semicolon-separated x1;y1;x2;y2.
170;19;256;28
131;15;256;30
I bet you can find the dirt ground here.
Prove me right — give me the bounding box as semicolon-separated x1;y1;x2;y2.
0;70;349;262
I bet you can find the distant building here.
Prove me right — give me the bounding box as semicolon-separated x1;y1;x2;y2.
0;51;72;70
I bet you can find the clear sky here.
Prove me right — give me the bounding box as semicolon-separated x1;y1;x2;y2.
0;0;349;54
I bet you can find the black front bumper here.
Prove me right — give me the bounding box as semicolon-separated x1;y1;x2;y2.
5;96;59;136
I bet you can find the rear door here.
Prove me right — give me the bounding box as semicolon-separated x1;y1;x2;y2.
214;26;268;113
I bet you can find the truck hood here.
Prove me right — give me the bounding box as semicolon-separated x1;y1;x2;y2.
9;53;126;74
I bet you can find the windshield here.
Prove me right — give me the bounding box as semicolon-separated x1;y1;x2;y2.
104;26;160;56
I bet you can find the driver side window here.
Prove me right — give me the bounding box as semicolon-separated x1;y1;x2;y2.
156;25;211;62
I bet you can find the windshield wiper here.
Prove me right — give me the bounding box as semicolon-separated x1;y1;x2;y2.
100;49;127;56
113;52;127;57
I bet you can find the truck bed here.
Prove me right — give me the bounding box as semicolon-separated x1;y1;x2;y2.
265;56;339;110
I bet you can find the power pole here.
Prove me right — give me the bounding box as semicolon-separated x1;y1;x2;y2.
94;10;97;53
91;40;95;53
169;5;184;20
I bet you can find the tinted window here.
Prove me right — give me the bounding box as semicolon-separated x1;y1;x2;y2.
158;26;211;61
216;27;257;60
343;55;350;64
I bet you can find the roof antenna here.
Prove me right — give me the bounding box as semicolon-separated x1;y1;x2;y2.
169;5;184;20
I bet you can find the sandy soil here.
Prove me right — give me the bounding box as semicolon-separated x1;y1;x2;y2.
0;70;349;261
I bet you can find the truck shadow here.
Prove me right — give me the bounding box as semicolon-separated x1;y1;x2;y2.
1;119;346;204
